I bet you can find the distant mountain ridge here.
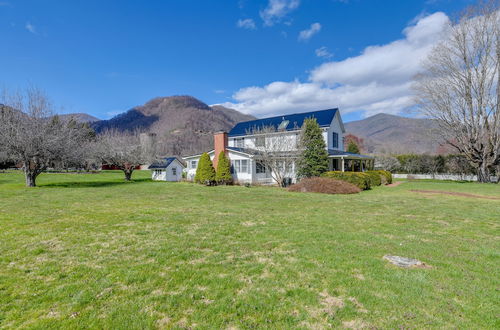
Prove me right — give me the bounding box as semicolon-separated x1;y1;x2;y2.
59;97;446;156
91;95;255;156
58;113;100;123
344;113;445;154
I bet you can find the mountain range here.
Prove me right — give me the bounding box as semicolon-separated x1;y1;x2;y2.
344;113;445;154
64;95;446;156
90;96;255;156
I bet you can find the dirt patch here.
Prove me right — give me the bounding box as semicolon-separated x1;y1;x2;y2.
386;181;404;187
319;290;344;315
411;189;500;200
343;319;369;329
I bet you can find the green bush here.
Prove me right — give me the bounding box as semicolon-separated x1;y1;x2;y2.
377;170;393;184
322;171;371;190
194;152;216;185
215;151;232;185
365;171;382;186
366;170;393;185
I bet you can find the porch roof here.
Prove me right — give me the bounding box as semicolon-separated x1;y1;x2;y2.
327;149;374;159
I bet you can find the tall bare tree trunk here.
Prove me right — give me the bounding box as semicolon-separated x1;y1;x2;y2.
124;168;133;181
477;163;491;183
23;166;38;187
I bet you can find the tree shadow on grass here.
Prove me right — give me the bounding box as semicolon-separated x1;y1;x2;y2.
40;178;152;188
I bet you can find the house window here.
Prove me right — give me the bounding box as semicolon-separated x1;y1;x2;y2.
234;138;245;148
255;136;265;147
241;159;248;173
256;161;266;174
332;132;339;149
190;160;198;169
231;159;250;174
172;167;177;176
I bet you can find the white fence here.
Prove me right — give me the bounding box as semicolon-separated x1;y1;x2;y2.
393;173;498;182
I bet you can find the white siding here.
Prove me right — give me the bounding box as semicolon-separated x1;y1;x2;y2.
183;150;253;183
151;159;184;182
326;112;344;151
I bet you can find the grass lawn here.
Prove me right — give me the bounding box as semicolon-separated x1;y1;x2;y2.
0;171;499;328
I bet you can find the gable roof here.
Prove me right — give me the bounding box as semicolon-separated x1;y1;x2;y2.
148;157;184;169
228;108;339;137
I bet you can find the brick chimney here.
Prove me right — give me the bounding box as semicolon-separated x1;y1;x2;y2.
213;131;228;169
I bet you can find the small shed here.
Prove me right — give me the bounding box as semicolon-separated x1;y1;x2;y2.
148;157;185;182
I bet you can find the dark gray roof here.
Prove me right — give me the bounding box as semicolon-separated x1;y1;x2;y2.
228;108;338;137
148;157;182;169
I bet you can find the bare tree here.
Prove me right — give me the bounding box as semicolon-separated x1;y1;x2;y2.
97;129;156;181
247;126;298;186
414;1;500;183
0;87;91;186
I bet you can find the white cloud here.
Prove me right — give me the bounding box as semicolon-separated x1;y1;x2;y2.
221;12;450;118
315;46;333;59
25;22;36;34
237;18;256;30
260;0;300;26
298;22;321;41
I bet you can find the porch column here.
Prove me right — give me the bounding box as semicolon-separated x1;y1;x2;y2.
341;157;345;172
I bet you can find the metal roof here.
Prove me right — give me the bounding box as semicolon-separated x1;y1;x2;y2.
228;108;338;137
148;157;182;169
328;150;374;159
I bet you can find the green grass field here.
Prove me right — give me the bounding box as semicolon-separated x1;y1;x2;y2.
0;171;499;329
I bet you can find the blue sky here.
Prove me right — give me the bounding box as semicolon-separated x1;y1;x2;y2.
0;0;474;121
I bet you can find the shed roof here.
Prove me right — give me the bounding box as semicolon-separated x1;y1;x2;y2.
148;157;183;169
228;108;338;137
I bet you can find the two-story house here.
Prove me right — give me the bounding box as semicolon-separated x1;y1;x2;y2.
183;108;373;184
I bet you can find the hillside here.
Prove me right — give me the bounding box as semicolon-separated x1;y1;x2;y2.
58;113;100;123
345;113;445;154
92;96;255;156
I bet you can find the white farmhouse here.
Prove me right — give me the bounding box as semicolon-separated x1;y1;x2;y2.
183;108;373;185
148;157;185;181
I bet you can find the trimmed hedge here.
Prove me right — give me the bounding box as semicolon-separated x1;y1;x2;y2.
322;171;371;190
378;170;393;184
365;171;382;186
366;170;393;185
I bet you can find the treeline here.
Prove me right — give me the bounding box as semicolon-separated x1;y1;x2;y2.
375;154;493;175
0;87;157;187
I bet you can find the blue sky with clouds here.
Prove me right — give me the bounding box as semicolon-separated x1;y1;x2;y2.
0;0;475;121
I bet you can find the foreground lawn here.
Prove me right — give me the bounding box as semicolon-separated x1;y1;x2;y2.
0;171;499;328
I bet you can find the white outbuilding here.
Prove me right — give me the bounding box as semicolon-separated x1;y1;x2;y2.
148;157;185;182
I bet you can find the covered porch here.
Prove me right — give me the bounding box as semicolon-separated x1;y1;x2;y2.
328;150;375;172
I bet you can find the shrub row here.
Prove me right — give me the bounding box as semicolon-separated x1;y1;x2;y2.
365;171;381;186
322;171;371;190
321;170;393;189
375;154;482;175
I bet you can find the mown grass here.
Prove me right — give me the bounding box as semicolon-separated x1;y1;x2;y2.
0;171;499;329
